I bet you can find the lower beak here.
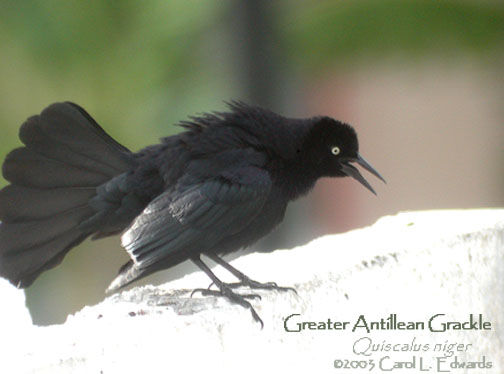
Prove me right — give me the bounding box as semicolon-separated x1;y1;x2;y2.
341;153;386;195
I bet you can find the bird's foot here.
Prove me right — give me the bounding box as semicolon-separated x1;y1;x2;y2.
191;284;264;328
190;287;261;300
225;277;298;295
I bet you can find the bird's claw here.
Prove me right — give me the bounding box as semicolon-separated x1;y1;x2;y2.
191;287;261;300
190;284;264;327
220;285;264;328
190;281;218;297
226;278;298;295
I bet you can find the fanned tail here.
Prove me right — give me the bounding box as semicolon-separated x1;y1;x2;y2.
0;102;135;287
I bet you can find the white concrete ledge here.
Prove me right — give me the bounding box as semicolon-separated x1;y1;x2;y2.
2;209;503;373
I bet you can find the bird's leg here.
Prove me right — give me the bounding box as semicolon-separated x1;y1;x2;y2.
207;253;297;294
190;256;264;327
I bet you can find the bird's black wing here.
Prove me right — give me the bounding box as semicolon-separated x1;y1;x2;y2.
120;166;272;269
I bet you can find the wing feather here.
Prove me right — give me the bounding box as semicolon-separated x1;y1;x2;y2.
121;166;271;268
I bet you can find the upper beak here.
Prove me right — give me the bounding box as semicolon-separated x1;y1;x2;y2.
340;153;386;195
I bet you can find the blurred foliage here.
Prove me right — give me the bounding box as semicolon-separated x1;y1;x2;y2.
0;0;231;163
281;0;504;70
0;0;502;159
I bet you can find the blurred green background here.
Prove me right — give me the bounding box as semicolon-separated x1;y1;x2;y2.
0;0;503;325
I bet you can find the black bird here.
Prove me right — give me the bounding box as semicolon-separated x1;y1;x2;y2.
0;102;384;325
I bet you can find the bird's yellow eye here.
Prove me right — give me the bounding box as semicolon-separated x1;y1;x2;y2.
331;146;340;156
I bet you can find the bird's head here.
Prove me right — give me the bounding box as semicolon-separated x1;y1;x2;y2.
302;116;386;195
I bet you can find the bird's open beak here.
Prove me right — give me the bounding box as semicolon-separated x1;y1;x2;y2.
340;153;386;195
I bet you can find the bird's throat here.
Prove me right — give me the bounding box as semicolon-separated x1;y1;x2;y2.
271;160;320;201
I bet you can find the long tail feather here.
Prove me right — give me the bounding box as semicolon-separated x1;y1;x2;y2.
0;102;135;288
